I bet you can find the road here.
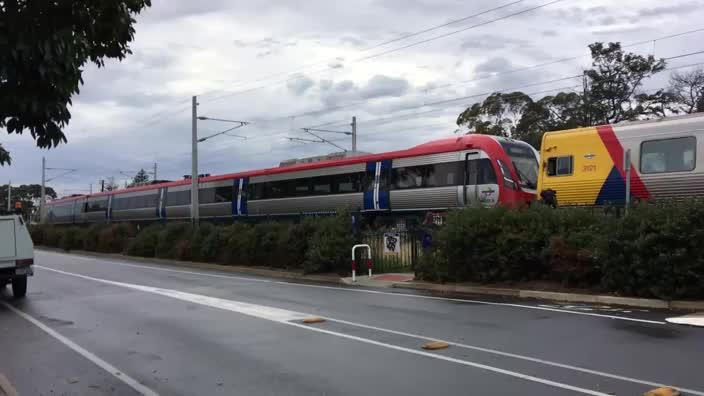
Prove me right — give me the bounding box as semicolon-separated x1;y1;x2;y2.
1;250;702;396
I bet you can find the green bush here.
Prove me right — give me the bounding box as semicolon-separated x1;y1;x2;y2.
126;223;162;257
190;222;216;262
303;213;355;274
59;227;83;251
155;223;192;259
600;202;704;299
81;223;104;252
98;223;137;253
221;223;256;266
28;225;45;245
42;226;62;247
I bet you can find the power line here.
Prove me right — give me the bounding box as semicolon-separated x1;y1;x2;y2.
194;1;527;101
230;27;704;132
199;0;565;107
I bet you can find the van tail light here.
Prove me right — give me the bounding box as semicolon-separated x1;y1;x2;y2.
16;258;33;267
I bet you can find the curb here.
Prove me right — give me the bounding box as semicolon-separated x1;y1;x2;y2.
35;247;344;287
392;282;704;311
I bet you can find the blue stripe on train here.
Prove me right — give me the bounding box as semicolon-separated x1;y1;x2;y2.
595;166;626;205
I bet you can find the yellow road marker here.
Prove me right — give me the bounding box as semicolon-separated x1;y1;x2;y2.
644;387;680;396
303;317;326;324
422;341;449;350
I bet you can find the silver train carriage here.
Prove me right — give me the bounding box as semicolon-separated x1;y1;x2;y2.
45;135;539;224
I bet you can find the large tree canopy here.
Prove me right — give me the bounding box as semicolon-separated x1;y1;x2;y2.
668;68;704;114
0;0;151;164
457;42;670;148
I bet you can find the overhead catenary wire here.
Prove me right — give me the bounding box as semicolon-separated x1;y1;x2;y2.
194;0;527;101
227;27;704;132
198;0;567;106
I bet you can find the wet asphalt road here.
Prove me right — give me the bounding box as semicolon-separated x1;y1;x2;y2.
1;250;703;396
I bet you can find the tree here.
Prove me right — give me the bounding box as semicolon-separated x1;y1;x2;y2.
456;42;668;149
0;144;9;165
456;92;532;137
130;169;150;187
668;68;704;114
583;42;666;125
0;0;152;165
0;184;57;217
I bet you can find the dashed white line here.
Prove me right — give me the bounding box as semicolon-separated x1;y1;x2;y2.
1;301;158;396
36;265;612;396
38;251;666;325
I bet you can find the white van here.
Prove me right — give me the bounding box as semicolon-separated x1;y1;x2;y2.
0;215;34;298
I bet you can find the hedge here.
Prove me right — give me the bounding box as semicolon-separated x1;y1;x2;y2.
28;201;704;299
30;212;354;275
416;200;704;300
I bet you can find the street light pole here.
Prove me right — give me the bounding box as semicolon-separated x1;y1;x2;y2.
351;116;357;153
40;157;46;223
191;95;199;225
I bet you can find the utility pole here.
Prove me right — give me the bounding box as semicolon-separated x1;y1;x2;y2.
351;116;357;153
153;162;158;182
40;157;46;223
89;183;93;195
6;180;10;213
100;179;105;192
191;95;199;225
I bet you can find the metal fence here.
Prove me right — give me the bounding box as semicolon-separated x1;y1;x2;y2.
361;230;422;273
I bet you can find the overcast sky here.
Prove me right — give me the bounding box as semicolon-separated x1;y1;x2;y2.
2;0;704;196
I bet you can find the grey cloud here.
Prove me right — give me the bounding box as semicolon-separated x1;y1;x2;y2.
340;36;367;47
542;30;558;37
287;75;315;96
461;35;529;51
360;75;410;99
474;57;513;75
638;1;700;17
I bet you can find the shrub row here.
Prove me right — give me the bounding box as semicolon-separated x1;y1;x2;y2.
416;201;704;300
30;213;355;274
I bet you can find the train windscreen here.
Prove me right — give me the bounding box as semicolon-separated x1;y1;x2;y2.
500;141;538;190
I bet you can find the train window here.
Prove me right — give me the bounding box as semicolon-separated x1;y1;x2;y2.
641;137;696;174
261;181;286;199
477;159;497;185
393;166;424;189
167;190;191;206
497;160;517;190
199;188;216;204
546;156;573;176
312;176;332;195
248;183;264;200
215;186;234;202
292;178;311;196
425;162;463;187
335;173;362;193
87;199;108;212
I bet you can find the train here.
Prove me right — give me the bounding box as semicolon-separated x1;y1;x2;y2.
537;112;704;205
45;134;539;224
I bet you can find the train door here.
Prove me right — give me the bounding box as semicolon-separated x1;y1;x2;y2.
232;177;248;216
364;160;391;211
463;152;481;206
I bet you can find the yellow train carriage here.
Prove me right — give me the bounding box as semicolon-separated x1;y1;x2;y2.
537;114;704;206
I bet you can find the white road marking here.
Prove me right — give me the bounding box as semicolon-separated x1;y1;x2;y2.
666;313;704;327
36;265;611;396
325;318;704;396
37;251;666;325
1;302;158;396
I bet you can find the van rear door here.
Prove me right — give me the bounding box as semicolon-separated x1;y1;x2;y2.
0;217;17;267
